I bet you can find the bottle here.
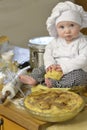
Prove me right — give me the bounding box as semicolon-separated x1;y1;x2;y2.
0;36;9;55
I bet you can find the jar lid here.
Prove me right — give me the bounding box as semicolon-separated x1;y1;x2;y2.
29;36;53;46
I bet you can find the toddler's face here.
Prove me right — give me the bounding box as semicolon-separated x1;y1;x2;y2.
56;21;81;43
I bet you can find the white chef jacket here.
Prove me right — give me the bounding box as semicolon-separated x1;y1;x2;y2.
44;34;87;74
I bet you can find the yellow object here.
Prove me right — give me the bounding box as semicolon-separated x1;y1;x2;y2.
31;84;86;95
45;70;63;80
24;88;85;122
0;115;25;130
31;84;70;92
0;36;9;44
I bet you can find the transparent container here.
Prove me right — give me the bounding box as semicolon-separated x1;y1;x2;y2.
0;36;9;55
24;89;85;122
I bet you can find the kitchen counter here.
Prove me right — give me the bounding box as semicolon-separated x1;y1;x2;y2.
0;84;87;130
0;99;52;130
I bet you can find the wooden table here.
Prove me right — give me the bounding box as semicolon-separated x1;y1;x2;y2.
0;100;52;130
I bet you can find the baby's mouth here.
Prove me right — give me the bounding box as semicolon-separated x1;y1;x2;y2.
65;35;72;39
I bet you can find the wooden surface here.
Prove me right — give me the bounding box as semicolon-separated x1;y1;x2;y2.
75;0;87;11
0;115;26;130
75;0;87;35
0;87;87;130
0;100;51;130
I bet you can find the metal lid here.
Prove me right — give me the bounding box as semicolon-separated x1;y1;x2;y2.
28;36;53;49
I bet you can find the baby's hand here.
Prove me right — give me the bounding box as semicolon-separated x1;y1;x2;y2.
46;65;52;72
46;64;63;73
55;64;63;72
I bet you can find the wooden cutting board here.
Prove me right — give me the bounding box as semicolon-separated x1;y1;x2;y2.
0;100;52;130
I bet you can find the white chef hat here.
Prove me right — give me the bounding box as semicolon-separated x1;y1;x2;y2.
46;1;87;37
55;10;81;26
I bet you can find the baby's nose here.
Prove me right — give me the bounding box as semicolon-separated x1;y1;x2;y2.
65;28;70;33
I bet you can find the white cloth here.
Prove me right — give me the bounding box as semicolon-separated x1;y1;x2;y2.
46;1;87;37
13;46;30;64
44;34;87;74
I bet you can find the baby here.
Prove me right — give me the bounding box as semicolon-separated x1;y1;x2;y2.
19;1;87;88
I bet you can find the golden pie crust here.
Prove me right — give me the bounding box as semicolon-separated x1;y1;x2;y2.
24;88;85;122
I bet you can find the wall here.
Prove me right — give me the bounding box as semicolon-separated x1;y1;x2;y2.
0;0;74;48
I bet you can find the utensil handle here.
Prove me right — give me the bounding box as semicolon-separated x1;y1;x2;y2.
0;91;11;104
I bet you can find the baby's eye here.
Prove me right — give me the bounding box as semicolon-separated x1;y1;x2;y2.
70;24;74;27
59;26;64;29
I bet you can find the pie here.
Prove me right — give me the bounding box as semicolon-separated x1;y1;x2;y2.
24;88;85;122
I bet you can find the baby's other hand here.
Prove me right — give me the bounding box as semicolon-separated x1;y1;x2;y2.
55;64;63;72
46;64;63;73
